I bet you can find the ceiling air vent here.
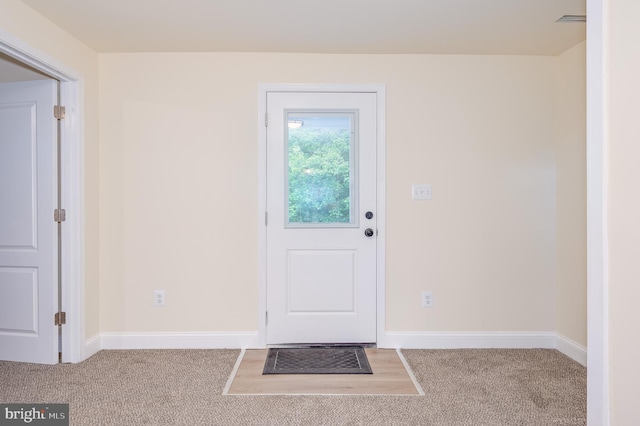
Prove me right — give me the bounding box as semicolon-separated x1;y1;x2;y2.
557;15;587;23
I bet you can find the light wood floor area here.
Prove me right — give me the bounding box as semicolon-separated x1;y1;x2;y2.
225;349;423;395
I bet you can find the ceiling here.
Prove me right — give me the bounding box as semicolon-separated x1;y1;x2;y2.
19;0;586;56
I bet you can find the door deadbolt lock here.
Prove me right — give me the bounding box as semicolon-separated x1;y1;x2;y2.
364;228;375;237
365;211;374;219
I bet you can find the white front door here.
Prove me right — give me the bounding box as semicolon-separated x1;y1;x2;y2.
0;80;58;364
266;91;378;345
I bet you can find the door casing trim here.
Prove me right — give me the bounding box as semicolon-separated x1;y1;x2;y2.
0;29;86;363
258;83;386;347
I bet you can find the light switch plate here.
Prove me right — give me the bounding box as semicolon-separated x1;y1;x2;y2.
412;184;432;200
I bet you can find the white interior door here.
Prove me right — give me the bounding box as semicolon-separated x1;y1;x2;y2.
0;80;58;364
266;91;378;345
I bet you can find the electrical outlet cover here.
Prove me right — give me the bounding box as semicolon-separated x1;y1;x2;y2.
154;290;165;306
421;291;433;307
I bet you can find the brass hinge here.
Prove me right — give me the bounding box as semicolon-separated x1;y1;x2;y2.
54;312;66;326
54;105;66;120
54;208;66;223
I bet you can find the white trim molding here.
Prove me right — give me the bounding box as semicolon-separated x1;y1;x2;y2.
85;334;101;359
384;331;557;350
384;331;586;366
99;332;261;350
586;0;610;423
90;331;586;367
556;335;587;366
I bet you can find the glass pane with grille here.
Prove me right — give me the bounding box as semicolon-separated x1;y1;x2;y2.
286;111;357;227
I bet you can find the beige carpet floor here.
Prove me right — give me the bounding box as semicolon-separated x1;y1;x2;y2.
0;349;586;425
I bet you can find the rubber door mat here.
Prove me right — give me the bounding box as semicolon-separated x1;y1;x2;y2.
263;346;373;375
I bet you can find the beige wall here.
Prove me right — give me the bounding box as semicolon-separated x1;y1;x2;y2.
555;41;587;346
0;0;587;354
98;52;583;335
0;0;100;339
608;1;640;423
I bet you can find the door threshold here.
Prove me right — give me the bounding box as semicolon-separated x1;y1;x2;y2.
267;343;377;349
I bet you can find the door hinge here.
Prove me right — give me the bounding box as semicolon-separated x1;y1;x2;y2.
265;112;268;127
54;312;66;326
54;105;66;120
265;311;268;326
265;211;268;226
54;208;66;223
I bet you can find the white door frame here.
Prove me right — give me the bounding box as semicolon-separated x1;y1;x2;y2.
258;83;386;347
586;0;609;423
0;30;85;363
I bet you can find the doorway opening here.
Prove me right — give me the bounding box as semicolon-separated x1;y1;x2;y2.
257;84;386;347
0;41;84;363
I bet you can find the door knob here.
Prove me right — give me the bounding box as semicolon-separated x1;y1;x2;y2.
364;228;375;237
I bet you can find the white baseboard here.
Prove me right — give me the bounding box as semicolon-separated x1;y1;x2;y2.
555;334;587;366
382;331;586;366
86;331;586;367
382;331;557;349
99;331;260;350
85;334;101;358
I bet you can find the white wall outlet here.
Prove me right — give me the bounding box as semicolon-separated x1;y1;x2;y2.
421;291;433;308
154;290;165;307
412;184;432;200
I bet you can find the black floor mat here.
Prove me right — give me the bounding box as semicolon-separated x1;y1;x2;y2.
262;346;373;375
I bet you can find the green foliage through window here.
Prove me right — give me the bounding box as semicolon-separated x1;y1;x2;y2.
288;125;352;223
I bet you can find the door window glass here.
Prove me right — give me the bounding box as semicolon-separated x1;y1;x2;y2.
286;111;357;227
